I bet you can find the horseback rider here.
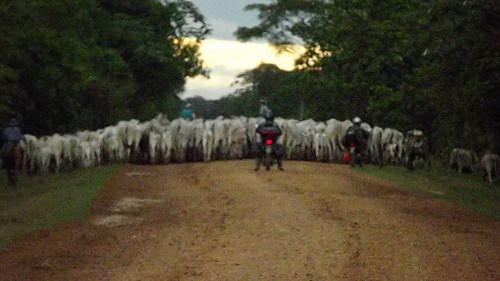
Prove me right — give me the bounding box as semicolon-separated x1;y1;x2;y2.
1;118;23;151
181;103;196;121
342;117;369;167
254;111;284;171
1;118;24;185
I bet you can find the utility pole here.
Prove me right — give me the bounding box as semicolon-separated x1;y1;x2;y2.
299;98;304;120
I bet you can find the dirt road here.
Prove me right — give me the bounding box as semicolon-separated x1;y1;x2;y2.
0;160;499;280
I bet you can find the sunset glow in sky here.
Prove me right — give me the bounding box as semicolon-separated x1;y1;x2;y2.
176;0;304;101
182;39;304;100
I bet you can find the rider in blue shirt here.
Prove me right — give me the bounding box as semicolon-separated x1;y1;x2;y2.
1;118;23;147
181;103;195;120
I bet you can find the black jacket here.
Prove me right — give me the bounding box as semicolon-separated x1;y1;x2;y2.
343;125;369;147
256;121;282;143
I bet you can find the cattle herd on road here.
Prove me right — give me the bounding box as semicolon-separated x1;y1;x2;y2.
13;113;500;185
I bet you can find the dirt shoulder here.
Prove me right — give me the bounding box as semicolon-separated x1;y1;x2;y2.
0;161;498;280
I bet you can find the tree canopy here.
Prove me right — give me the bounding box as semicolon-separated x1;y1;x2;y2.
227;0;499;154
1;0;498;155
0;0;210;135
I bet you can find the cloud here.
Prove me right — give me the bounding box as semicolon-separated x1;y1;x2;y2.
182;68;237;100
180;39;304;101
200;39;302;71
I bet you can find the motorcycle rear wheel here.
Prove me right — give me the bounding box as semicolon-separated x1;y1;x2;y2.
264;153;273;171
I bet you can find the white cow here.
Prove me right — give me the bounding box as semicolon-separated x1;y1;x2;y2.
76;130;103;165
36;143;53;173
202;119;216;162
227;117;247;159
116;119;139;158
121;120;143;162
368;126;383;165
481;152;499;185
213;117;230;160
170;118;190;162
246;117;261;147
97;126;122;163
190;118;206;162
381;128;403;164
62;134;82;170
22;134;39;174
78;140;94;168
324;118;344;162
313;122;332;162
160;129;174;163
46;134;64;172
294;120;314;160
148;131;162;164
150;113;170;133
392;129;404;163
282;119;300;159
449;148;478;173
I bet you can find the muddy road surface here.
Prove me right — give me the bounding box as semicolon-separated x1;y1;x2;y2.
0;160;498;280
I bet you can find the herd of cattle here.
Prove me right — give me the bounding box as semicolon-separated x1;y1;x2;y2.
12;113;499;184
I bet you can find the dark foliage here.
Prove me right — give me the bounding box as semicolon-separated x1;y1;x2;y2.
0;0;209;135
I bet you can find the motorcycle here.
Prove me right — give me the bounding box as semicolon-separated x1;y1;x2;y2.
255;123;282;171
348;141;364;167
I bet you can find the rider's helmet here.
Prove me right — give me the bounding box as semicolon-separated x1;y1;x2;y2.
352;116;362;125
259;99;267;104
186;103;192;108
264;111;274;122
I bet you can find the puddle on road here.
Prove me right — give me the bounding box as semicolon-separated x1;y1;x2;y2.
92;214;142;227
93;197;163;227
110;197;163;213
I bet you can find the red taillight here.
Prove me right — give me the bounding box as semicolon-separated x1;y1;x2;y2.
265;139;273;145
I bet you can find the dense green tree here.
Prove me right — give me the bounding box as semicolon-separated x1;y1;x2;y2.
233;0;499;154
0;0;209;135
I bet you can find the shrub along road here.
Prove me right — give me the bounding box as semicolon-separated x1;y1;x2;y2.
0;161;498;280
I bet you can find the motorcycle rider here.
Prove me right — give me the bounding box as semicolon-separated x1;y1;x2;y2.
254;111;284;171
342;116;369;167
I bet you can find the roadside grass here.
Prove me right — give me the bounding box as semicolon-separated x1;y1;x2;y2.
0;164;120;250
357;162;500;219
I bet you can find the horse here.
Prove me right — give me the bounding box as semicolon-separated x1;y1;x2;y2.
1;143;22;185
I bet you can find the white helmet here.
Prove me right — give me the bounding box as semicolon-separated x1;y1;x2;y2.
353;116;361;124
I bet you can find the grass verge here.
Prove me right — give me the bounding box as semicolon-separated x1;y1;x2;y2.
357;163;500;219
0;164;120;250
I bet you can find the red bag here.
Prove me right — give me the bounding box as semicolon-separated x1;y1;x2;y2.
259;126;279;136
343;151;351;164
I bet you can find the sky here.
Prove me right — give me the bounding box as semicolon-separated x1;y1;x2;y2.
178;0;303;101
